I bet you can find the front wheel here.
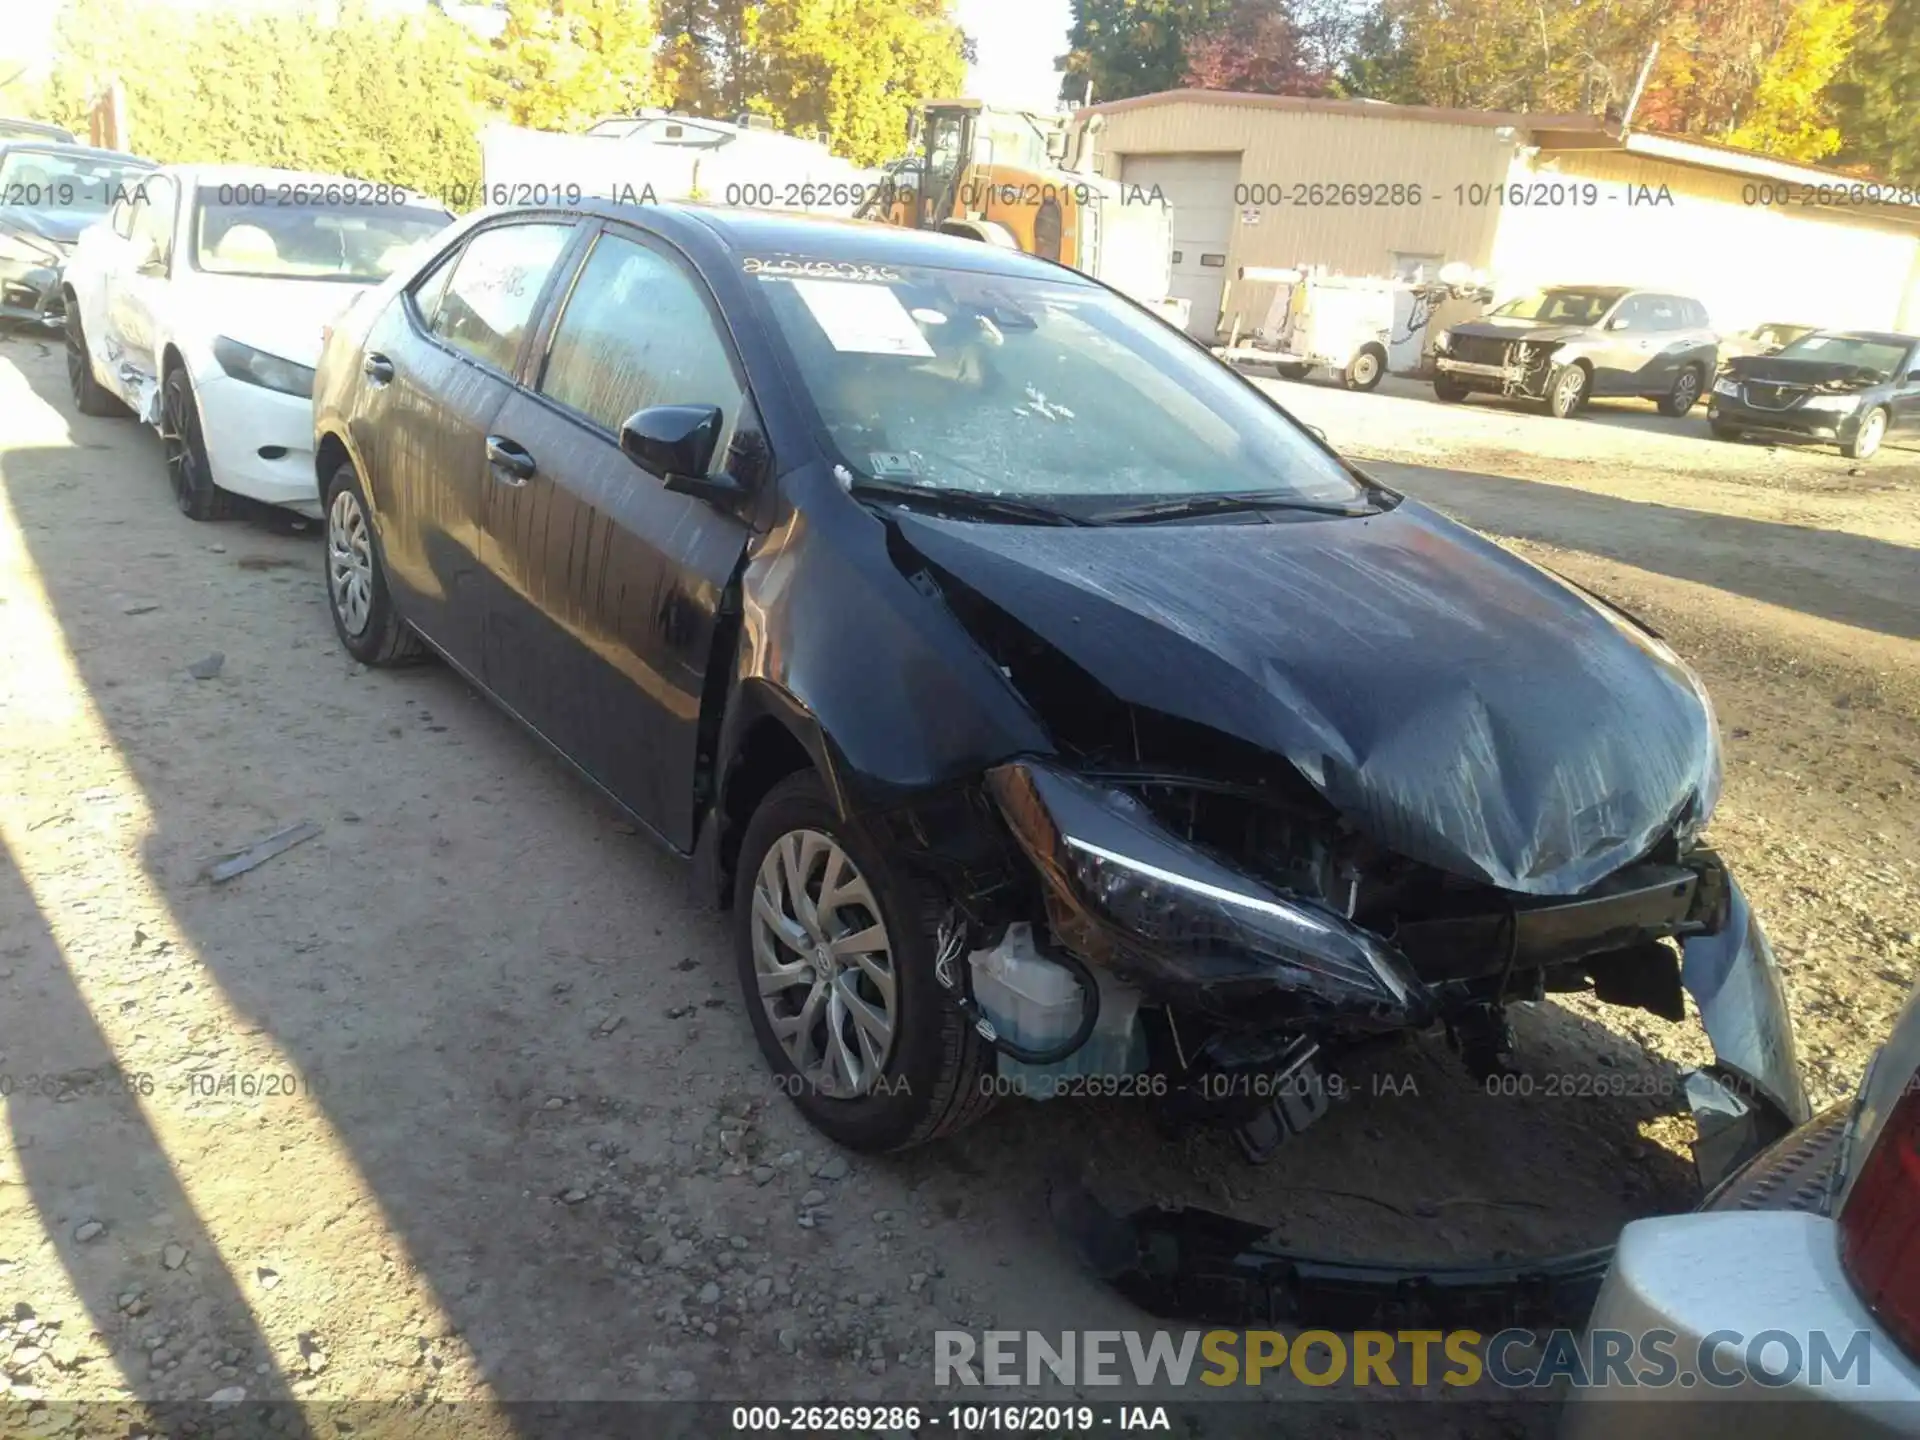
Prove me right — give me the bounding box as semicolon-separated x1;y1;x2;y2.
65;304;128;417
1274;362;1312;381
733;772;993;1153
1658;366;1703;417
161;369;232;520
1433;375;1470;403
1710;421;1742;442
1842;407;1888;461
1545;363;1589;419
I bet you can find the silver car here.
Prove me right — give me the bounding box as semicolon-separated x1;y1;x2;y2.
1433;286;1721;419
1562;980;1920;1435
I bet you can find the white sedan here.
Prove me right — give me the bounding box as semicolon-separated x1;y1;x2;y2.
61;164;453;520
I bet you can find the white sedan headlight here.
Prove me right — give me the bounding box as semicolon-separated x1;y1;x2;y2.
1799;391;1862;412
212;336;315;399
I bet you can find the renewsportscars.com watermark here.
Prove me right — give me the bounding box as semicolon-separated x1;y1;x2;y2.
934;1327;1878;1391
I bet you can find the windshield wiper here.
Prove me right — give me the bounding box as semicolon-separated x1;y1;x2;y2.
848;477;1092;526
1093;490;1375;524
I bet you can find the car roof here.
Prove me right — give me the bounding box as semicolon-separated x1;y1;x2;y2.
0;141;154;166
0;118;76;140
580;201;1099;285
164;163;450;206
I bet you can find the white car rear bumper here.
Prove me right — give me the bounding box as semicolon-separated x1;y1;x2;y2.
1560;1210;1920;1438
194;374;321;517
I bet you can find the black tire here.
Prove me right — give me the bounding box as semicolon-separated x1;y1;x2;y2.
733;771;994;1153
1545;362;1589;419
65;302;128;417
1842;407;1888;461
1658;365;1703;417
1275;362;1312;381
322;461;424;665
1709;421;1742;442
1433;375;1470;403
1343;346;1386;392
161;367;232;520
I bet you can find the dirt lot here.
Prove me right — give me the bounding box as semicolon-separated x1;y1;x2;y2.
0;332;1914;1433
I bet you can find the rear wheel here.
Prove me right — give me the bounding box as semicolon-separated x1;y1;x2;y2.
1433;376;1470;403
1658;365;1703;417
65;303;128;418
1546;362;1589;419
1343;346;1385;391
1274;362;1312;381
323;462;423;665
1842;407;1888;461
733;772;994;1153
161;368;232;521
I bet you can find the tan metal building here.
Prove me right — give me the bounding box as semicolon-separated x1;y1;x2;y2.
1070;90;1920;342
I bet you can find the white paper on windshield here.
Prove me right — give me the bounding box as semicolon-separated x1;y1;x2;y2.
792;279;934;358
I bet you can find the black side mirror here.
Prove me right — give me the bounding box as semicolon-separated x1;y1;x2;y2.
1908;369;1920;383
1606;315;1629;331
619;404;743;504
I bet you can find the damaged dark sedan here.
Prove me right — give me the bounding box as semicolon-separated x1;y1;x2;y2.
1710;328;1920;460
313;203;1809;1190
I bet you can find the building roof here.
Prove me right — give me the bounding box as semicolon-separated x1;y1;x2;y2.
1077;89;1920;218
1077;88;1608;134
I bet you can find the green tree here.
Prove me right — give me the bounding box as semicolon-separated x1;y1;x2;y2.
656;0;967;167
1725;0;1858;159
1058;0;1230;104
1827;0;1919;178
477;0;657;131
39;0;480;201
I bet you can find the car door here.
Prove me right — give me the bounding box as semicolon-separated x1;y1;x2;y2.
1590;294;1660;395
1636;294;1690;394
477;223;763;850
104;173;180;402
1889;343;1920;436
351;216;580;671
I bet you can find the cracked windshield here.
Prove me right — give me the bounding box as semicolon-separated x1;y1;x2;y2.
754;264;1366;508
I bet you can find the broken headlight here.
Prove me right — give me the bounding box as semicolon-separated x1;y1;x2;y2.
986;759;1432;1027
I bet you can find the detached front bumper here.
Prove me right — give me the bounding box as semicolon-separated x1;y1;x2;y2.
988;757;1809;1183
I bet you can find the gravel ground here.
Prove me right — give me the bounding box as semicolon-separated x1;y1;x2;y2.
0;333;1913;1434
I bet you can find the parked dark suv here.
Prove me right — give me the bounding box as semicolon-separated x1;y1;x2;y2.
1432;286;1720;419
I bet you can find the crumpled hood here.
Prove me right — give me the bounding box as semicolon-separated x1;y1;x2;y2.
895;499;1719;897
1725;354;1889;387
1450;318;1592;345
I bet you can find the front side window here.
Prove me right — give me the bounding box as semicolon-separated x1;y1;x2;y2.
192;192;452;283
427;222;574;373
1490;288;1620;326
538;232;746;469
751;260;1367;512
128;176;178;265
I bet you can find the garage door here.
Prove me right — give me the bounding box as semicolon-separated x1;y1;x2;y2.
1121;154;1239;339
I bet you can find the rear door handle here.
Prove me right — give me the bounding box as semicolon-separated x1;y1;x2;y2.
363;352;394;385
486;435;536;485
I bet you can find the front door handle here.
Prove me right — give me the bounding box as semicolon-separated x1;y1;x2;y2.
486;435;536;485
363;352;395;385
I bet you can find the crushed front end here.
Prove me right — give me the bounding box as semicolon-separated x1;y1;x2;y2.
922;752;1806;1186
1433;332;1559;398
